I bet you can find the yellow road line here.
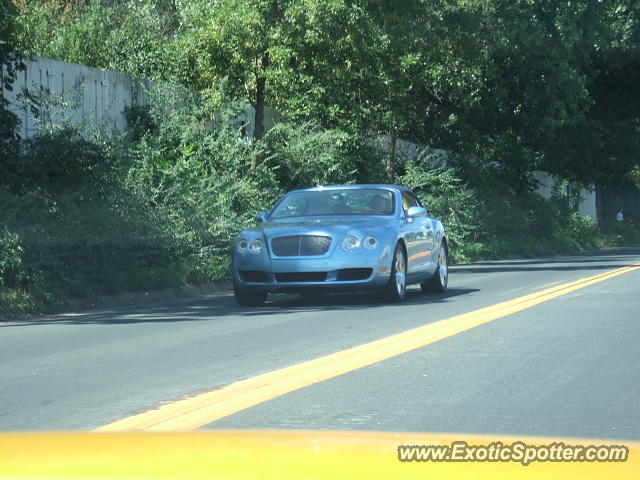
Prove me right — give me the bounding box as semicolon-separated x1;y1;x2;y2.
2;431;639;479
96;263;640;432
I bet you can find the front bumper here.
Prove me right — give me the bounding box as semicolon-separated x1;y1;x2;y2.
232;247;393;294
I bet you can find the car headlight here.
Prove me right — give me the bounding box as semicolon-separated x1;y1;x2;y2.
363;235;377;249
249;239;264;255
341;235;360;252
237;239;248;251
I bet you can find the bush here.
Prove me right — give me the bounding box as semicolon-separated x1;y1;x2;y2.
600;219;640;247
123;85;282;282
261;122;360;189
400;154;486;262
0;85;268;314
400;151;608;262
0;226;22;287
8;127;110;194
555;211;599;250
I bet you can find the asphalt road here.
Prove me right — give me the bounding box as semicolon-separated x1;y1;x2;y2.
1;248;639;439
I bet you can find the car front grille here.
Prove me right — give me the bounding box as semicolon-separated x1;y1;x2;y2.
271;235;331;256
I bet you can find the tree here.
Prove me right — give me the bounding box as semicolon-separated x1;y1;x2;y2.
172;0;295;141
1;0;22;177
12;0;640;191
437;0;598;187
582;0;640;186
272;0;485;181
15;0;177;79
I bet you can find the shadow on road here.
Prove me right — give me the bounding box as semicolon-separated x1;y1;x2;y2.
452;248;640;274
452;262;634;274
0;288;479;327
3;247;639;328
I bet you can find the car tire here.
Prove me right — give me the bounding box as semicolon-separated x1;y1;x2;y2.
385;243;407;302
421;244;448;293
234;281;267;306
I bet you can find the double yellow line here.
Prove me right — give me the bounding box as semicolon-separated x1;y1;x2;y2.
96;263;640;432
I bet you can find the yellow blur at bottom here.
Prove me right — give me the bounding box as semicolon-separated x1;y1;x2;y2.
0;431;637;480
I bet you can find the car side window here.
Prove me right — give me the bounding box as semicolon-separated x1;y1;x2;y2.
401;191;419;215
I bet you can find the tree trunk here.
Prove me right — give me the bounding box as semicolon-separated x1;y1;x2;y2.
595;182;603;232
250;52;269;169
254;77;266;142
253;52;269;142
387;129;397;183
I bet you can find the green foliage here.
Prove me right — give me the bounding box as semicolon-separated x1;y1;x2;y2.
261;123;360;189
123;104;156;142
123;85;283;281
15;0;176;79
601;219;640;247
170;0;297;138
401;152;611;263
400;155;486;261
1;0;22;172
555;212;599;250
13;0;640;184
576;0;640;186
11;128;108;192
0;83;287;317
0;226;22;287
629;165;640;190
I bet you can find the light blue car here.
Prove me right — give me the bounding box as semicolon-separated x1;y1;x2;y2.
232;184;448;305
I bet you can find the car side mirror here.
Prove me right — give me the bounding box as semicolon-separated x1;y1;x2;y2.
407;206;427;218
255;211;268;223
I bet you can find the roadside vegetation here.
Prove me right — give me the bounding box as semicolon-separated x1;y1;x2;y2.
1;0;639;318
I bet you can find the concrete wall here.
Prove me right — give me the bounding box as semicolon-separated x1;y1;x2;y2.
535;171;597;222
3;55;152;139
3;55;279;141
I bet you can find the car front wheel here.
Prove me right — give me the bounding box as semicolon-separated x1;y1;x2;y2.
385;243;407;302
233;282;267;306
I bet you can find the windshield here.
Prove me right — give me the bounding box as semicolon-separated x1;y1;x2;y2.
270;189;394;218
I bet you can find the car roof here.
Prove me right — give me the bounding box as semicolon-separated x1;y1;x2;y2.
287;184;410;194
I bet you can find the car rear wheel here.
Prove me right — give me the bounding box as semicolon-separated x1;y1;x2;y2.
385;243;407;302
421;245;448;293
233;282;267;306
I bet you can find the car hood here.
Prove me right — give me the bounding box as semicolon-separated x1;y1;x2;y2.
243;216;394;237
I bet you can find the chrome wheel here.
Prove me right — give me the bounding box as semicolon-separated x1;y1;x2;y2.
384;243;407;302
438;247;448;288
395;248;406;297
420;243;448;294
